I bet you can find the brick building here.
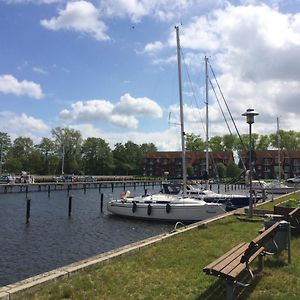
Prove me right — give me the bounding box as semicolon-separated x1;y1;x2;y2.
143;151;234;178
239;150;300;179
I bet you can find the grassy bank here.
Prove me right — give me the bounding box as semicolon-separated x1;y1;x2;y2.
17;192;300;300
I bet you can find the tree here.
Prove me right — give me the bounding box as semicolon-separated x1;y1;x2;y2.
186;133;205;151
35;138;58;175
113;143;131;175
52;127;82;174
270;130;300;150
6;137;39;173
209;136;223;151
0;132;12;173
215;162;226;179
256;134;270;150
222;134;238;151
81;137;113;175
226;162;242;179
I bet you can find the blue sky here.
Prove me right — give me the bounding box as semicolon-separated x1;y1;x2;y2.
1;0;300;150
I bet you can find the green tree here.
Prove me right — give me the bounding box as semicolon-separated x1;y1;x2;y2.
0;132;12;174
52;127;82;174
81;137;113;175
270;130;300;150
186;134;205;151
256;134;270;150
215;162;226;179
209;136;223;151
6;137;39;173
226;162;242;179
222;134;238;151
35;138;58;175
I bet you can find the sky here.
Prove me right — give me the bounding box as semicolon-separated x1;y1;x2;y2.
1;0;300;151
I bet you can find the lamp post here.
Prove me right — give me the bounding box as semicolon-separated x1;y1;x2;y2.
242;108;259;217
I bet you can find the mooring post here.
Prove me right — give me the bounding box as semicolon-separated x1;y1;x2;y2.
100;193;104;213
48;185;51;197
217;183;220;193
67;184;70;195
111;183;114;193
26;198;31;224
83;184;86;194
144;189;147;196
68;196;72;217
25;185;28;198
123;182;126;191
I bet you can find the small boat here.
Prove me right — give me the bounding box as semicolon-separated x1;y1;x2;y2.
107;27;225;223
162;181;261;210
253;180;296;194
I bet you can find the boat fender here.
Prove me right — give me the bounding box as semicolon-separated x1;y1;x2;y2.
147;204;152;216
166;203;171;213
132;202;137;213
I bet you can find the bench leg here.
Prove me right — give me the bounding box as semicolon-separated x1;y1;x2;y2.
226;282;234;300
287;222;291;264
258;254;264;271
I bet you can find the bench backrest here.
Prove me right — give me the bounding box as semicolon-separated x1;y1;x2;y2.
240;222;280;263
288;207;300;222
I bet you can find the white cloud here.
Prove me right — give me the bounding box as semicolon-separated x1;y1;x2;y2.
41;1;110;41
0;111;49;137
142;41;164;54
59;93;162;129
113;93;163;118
99;0;196;22
33;67;48;75
0;74;43;99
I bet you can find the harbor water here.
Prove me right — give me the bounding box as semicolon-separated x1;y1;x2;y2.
0;184;174;287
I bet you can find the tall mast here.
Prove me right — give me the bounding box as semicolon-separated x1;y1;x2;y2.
277;117;281;181
205;56;209;181
175;26;187;196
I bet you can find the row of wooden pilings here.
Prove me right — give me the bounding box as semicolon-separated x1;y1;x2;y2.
26;193;105;224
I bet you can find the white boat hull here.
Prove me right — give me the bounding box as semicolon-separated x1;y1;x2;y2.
107;198;225;222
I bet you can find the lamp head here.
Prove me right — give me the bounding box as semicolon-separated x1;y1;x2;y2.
242;108;259;124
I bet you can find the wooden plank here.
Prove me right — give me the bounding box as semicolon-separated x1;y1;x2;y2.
208;244;249;275
251;222;280;247
203;243;247;274
227;247;264;279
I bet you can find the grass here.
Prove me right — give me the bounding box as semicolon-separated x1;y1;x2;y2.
16;192;300;300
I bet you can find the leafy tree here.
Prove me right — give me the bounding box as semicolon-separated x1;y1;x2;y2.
81;137;113;175
270;130;300;150
226;162;242;179
6;137;39;173
222;134;238;151
186;133;205;151
0;132;12;173
215;162;226;179
113;143;131;175
52;127;82;174
35;138;58;175
209;136;223;151
256;134;270;150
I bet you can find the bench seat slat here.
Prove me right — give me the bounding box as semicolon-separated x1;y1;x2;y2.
211;244;249;273
203;243;247;274
227;247;264;279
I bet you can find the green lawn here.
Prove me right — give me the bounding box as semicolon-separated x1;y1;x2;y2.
17;192;300;300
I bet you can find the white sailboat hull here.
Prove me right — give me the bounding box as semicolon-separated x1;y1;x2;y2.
107;198;225;222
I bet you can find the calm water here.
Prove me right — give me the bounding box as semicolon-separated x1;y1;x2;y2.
0;184;175;287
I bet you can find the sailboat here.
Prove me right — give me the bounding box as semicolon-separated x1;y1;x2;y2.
107;27;225;222
253;117;295;194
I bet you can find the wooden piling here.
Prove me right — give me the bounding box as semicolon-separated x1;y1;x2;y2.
68;196;72;217
48;185;51;197
26;198;31;223
100;193;103;213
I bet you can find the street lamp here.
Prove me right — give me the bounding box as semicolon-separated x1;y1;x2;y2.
242;108;259;217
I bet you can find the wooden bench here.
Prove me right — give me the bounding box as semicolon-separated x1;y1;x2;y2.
203;222;291;300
